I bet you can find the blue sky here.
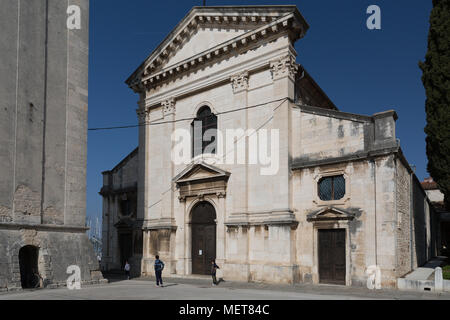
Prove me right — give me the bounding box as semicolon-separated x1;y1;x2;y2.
87;0;433;223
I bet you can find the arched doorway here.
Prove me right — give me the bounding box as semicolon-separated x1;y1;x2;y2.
191;201;216;275
19;245;39;289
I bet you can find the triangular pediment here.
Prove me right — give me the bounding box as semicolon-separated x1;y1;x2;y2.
164;27;250;69
173;162;230;184
126;6;309;92
306;207;357;222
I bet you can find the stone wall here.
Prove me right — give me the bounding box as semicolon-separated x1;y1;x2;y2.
411;176;431;268
0;0;101;290
0;228;102;291
395;159;412;277
101;148;139;272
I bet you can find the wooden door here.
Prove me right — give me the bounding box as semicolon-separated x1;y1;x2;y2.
318;229;346;285
191;202;216;275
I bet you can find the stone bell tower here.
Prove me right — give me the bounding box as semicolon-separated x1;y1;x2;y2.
0;0;103;291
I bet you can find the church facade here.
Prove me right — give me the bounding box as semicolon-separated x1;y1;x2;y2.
101;6;438;288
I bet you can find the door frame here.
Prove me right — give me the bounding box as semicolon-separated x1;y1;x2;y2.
313;222;351;286
317;228;346;285
190;200;217;275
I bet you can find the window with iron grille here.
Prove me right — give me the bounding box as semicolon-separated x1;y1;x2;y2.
318;175;346;201
191;106;217;157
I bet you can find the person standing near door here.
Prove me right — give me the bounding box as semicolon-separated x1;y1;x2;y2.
154;255;165;287
124;261;131;280
211;259;220;286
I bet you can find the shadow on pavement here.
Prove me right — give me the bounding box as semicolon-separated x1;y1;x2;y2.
161;284;178;288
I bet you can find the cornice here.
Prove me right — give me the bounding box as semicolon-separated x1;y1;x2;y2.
127;11;307;93
0;223;89;233
143;44;295;109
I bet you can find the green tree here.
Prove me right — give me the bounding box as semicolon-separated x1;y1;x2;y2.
419;0;450;209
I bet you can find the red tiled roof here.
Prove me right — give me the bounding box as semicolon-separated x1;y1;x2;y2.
421;177;438;190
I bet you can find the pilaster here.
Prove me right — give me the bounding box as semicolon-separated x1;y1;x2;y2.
230;71;249;216
269;53;297;209
161;98;176;222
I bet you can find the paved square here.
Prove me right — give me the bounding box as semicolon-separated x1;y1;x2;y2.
0;277;449;300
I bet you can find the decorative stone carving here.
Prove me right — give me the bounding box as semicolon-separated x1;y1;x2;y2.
270;55;299;81
197;193;205;201
162;98;176;117
231;71;249;93
136;108;149;123
306;206;358;222
216;191;226;199
174;163;230;201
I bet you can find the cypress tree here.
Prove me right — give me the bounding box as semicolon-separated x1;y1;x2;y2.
419;0;450;209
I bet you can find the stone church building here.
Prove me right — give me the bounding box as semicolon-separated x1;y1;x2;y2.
101;6;438;288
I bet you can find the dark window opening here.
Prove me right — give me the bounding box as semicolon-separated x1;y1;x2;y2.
192;106;217;157
318;175;346;201
120;200;132;216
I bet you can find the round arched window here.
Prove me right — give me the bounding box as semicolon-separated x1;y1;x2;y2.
191;106;217;157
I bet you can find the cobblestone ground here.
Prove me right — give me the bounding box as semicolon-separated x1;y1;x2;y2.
0;276;449;300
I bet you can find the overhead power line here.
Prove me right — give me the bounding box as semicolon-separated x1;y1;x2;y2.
88;97;290;132
145;97;289;211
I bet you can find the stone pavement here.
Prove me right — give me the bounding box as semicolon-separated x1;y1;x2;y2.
1;275;450;300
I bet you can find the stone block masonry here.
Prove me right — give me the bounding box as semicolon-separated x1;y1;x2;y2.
0;0;101;291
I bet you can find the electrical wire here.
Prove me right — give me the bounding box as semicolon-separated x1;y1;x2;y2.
88;97;290;131
145;97;289;211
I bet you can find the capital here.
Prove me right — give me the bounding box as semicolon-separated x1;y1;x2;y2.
270;55;298;81
231;71;249;94
162;98;176;117
136;108;150;123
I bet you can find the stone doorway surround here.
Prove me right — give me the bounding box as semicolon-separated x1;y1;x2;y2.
190;201;217;275
307;206;356;286
174;162;230;276
6;230;52;290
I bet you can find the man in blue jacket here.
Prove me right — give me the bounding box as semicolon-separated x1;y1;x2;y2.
154;255;165;287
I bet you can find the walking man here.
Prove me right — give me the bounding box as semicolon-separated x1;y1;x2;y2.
124;261;131;280
211;259;220;286
154;255;165;287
